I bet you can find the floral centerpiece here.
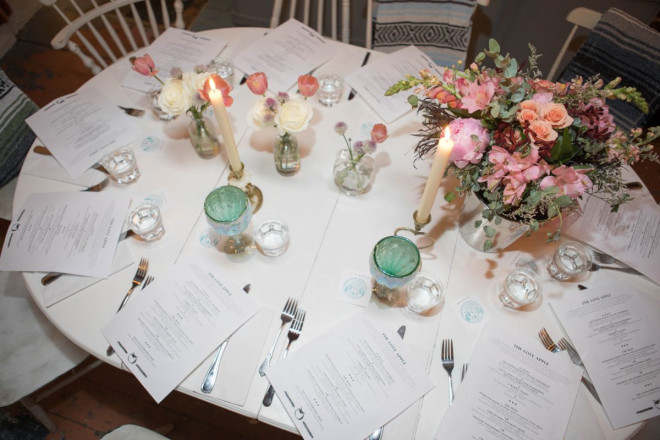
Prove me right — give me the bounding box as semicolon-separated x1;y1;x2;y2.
387;39;659;250
246;72;318;175
130;55;233;159
333;122;388;195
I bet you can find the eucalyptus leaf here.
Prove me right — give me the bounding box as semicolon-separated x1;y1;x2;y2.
489;39;500;53
484;240;493;252
444;192;456;202
484;225;496;237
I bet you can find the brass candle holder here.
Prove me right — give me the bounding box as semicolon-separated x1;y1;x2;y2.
393;210;436;249
227;162;263;214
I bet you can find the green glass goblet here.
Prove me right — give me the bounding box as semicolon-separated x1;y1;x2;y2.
369;235;421;301
204;185;253;254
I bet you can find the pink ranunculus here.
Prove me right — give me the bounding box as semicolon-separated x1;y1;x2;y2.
132;54;158;77
541;102;573;129
371;123;388;143
528;120;558;145
448;118;490;168
246;72;268;95
540;165;593;198
460;80;496;113
297;74;319;97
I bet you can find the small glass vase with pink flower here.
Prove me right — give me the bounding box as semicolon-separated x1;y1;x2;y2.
245;72;319;176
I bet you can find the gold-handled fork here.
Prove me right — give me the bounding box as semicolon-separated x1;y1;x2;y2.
259;297;297;376
538;327;560;352
441;339;455;405
262;308;306;407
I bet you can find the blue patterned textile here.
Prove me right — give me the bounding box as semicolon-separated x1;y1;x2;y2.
558;8;660;131
372;0;478;67
0;69;39;187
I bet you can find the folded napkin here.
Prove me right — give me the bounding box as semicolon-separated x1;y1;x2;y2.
559;8;660;131
372;0;478;67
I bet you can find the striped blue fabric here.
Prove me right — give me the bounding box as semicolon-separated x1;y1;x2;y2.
558;8;660;131
372;0;478;67
0;69;39;187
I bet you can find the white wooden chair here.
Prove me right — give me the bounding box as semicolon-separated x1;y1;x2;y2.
545;7;602;81
39;0;185;75
271;0;353;44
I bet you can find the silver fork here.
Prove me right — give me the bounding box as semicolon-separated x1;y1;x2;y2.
441;339;455;405
262;308;306;407
538;327;560;352
201;284;251;394
117;105;145;117
461;363;469;382
588;262;641;275
259;297;297;376
592;250;617;265
107;258;149;356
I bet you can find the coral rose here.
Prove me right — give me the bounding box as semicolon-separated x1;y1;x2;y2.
528;120;558;145
541;102;573;129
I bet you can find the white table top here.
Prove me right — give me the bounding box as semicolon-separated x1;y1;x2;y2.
13;27;659;440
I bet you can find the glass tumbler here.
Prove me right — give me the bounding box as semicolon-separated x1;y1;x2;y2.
405;272;444;314
204;185;253;254
101;147;140;184
128;203;165;241
317;72;344;106
369;235;421;301
547;241;592;281
254;218;289;257
498;265;541;309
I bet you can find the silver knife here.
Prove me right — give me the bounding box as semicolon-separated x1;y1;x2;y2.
367;325;406;440
201;283;251;393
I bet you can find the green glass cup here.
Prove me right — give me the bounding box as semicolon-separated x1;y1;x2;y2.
204;185;252;254
369;235;421;300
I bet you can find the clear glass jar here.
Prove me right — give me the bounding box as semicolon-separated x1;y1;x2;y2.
147;87;177;121
274;133;300;176
188;116;220;159
333;149;375;195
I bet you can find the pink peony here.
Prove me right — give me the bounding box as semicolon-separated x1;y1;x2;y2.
297;74;319;98
246;72;268;95
540;165;593;198
448;118;490;168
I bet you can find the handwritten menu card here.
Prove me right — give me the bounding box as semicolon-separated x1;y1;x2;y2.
344;45;444;123
564;192;660;285
551;279;660;428
437;322;582;440
102;257;260;403
26;87;141;177
266;311;434;440
0;192;130;278
122;27;228;92
232;18;340;93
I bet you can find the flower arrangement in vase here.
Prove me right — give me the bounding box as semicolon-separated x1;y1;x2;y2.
245;72;319;176
387;39;658;251
333;122;388;195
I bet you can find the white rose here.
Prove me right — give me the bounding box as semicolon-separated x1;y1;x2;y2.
182;71;210;103
275;99;313;135
247;97;277;130
158;78;192;115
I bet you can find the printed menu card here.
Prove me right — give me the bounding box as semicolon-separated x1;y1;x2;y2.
102;257;260;403
265;311;434;440
437;322;582;440
551;279;660;428
344;45;444;123
26;87;141;177
0;192;130;278
232;18;340;93
122;27;228;92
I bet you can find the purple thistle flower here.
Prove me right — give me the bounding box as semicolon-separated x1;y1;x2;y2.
335;121;347;135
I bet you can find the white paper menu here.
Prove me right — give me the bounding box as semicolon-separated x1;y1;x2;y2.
101;257;260;403
551;280;660;428
26;87;141;177
564;191;660;285
437;322;582;440
122;27;228;92
232;18;341;93
0;192;130;278
265;311;434;440
344;45;444;123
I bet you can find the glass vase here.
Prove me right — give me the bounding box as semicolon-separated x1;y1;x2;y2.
458;191;529;253
188;116;220;159
147;87;176;121
274;133;300;176
333;149;375;195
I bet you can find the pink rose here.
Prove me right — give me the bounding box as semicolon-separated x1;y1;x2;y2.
517;108;539;125
541;102;573;129
246;72;268;95
528;120;558;145
297;74;319;98
131;54;158;77
519;99;541;113
448;118;490;168
370;123;388;143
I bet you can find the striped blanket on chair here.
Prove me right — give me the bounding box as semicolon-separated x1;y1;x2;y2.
558;8;660;131
372;0;478;67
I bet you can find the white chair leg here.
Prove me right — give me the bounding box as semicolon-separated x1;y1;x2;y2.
19;396;58;432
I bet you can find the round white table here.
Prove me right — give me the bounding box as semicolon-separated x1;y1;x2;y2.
13;27;658;440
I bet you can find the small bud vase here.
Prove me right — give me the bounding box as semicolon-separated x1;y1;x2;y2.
274;133;300;176
188;116;220;159
333;149;375;195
